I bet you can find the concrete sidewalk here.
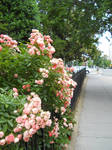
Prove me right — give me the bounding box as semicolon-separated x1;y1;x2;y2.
68;73;112;150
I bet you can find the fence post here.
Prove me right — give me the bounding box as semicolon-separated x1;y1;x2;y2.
71;68;86;110
25;142;28;150
41;129;45;150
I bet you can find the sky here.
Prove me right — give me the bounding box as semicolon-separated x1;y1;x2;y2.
98;32;112;59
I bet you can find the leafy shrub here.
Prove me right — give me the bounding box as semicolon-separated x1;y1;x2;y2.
0;0;40;42
0;30;76;149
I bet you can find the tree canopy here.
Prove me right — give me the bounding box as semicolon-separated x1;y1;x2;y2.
0;0;40;42
38;0;112;62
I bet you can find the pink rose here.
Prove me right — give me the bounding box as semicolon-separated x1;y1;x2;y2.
0;139;5;145
30;40;35;45
22;85;27;89
63;118;67;122
0;38;4;43
64;144;68;148
36;50;40;55
63;122;68;127
0;131;4;138
32;124;36;129
46;120;52;127
27;88;31;92
25;120;31;129
14;74;18;78
16;116;23;123
17;134;22;140
23;108;31;115
50;141;54;144
42;73;48;78
29;128;36;135
29;119;35;126
5;134;15;144
14;127;22;133
13;92;18;98
28;48;35;55
35;125;40;130
36;116;41;122
13;88;18;93
27;96;31;101
61;107;66;115
68;123;73;129
26;84;31;88
30;114;35;119
23;137;29;142
32;108;39;114
22;114;27;119
14;137;19;143
0;45;2;51
35;79;44;85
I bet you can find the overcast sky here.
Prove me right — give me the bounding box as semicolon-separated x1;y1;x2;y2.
98;32;112;58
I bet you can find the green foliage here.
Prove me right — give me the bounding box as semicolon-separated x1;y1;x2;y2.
94;55;111;68
0;89;26;133
88;59;94;67
0;44;50;92
0;31;76;149
0;0;40;42
0;89;26;150
38;0;112;62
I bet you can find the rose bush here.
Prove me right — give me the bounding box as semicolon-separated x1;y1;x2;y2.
0;30;77;150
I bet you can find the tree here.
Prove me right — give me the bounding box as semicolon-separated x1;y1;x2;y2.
0;0;40;42
37;0;112;62
94;55;111;68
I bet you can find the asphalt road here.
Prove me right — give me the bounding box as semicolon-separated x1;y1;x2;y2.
101;69;112;76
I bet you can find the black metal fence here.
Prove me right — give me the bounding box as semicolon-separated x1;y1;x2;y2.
22;69;86;150
20;129;46;150
71;68;86;110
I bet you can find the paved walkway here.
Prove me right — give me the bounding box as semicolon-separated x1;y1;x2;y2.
68;71;112;150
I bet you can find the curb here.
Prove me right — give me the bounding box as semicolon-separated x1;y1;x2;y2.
67;76;88;150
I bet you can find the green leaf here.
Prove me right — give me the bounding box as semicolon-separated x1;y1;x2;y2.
7;120;14;128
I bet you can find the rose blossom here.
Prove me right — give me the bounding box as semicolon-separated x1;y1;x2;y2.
23;107;31;115
46;120;52;126
61;107;66;115
32;108;39;114
64;144;68;148
0;139;5;145
63;122;68;127
0;45;2;51
68;123;73;129
22;85;27;89
13;92;18;98
17;134;22;140
14;137;19;143
29;128;36;135
28;48;35;55
35;79;44;85
14;127;22;133
42;72;48;78
5;134;15;144
13;88;18;93
16;116;23;123
14;74;18;78
25;120;31;129
50;141;54;144
23;137;29;142
0;38;4;43
0;132;4;138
